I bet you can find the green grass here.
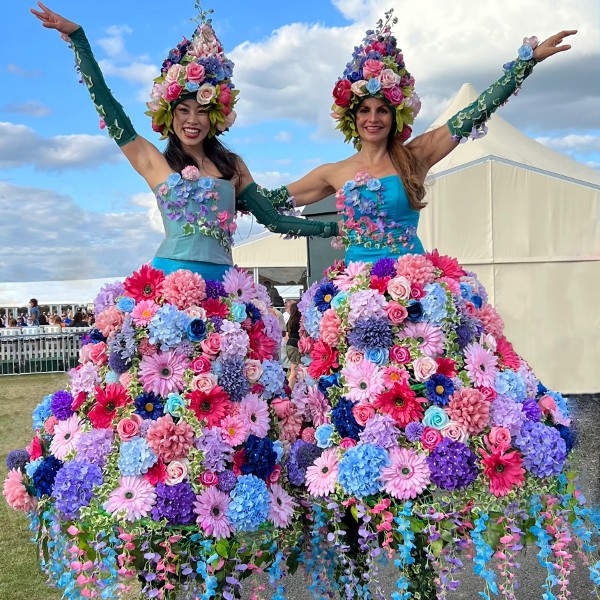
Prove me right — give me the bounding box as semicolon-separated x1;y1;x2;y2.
0;374;67;600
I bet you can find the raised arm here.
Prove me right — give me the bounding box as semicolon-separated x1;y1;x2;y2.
30;2;169;188
410;30;577;172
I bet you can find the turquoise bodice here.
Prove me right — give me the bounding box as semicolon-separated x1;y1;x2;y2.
154;173;236;268
340;174;424;263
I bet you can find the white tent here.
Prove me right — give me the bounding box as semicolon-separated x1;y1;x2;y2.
419;84;600;393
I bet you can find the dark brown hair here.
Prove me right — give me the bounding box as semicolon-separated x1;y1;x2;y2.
287;302;301;335
388;135;427;211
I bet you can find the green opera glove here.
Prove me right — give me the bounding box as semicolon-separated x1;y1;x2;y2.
237;182;338;238
447;57;535;141
69;27;137;147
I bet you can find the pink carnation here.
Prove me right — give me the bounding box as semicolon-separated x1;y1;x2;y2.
395;254;436;286
319;309;342;347
146;414;195;463
95;306;125;338
3;469;37;512
478;303;505;338
162;270;207;310
447;388;490;435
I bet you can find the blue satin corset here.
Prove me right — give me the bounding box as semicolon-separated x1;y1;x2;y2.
343;174;424;263
153;174;236;266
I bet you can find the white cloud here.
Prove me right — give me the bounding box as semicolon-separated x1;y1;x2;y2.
274;131;292;142
97;25;133;57
2;101;51;117
130;191;163;232
7;64;41;78
535;134;600;153
0;122;122;170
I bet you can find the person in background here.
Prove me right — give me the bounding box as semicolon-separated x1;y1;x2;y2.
285;301;302;389
8;318;18;327
68;310;88;327
29;299;40;326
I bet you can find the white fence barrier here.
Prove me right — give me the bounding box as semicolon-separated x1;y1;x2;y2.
0;327;90;375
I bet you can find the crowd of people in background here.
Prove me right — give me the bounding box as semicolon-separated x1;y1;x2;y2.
0;305;95;329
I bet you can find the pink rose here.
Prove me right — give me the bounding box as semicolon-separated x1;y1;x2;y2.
383;86;404;106
410;284;426;300
165;64;183;84
244;359;263;383
181;166;201;181
196;83;216;105
298;336;313;354
386;301;408;325
185;62;205;84
44;415;58;435
319;309;342;346
362;59;385;79
332;79;352;107
441;421;469;444
271;397;292;419
190;355;212;374
268;464;282;485
479;386;497;402
538;395;557;416
89;342;108;366
353;403;375;426
390;345;411;364
220;110;236;130
413;356;437;382
200;471;218;487
421;427;443;451
201;333;221;356
218;86;232;109
116;414;143;441
345;347;365;364
165;460;188;486
191;373;217;393
79;344;92;364
340;437;357;449
164;82;183;102
379;68;400;88
486;426;512;450
387;276;411;301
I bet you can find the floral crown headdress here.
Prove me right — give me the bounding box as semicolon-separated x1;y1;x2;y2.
331;9;421;148
145;3;238;139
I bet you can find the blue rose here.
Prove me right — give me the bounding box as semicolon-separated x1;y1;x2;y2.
518;44;534;61
318;373;339;395
366;78;382;94
471;294;483;309
366;178;382;191
198;177;215;191
186;82;200;92
330;291;349;310
165;393;186;416
342;180;356;193
422;406;450;430
406;300;423;322
315;424;334;449
167;173;182;187
89;328;107;343
231;303;247;322
117;297;135;313
365;347;389;366
187;318;207;342
272;440;284;462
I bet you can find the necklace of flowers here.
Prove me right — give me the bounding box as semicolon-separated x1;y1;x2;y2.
333;171;417;254
155;165;237;249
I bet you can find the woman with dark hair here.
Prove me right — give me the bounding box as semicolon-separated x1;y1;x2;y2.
29;298;40;326
285;301;302;389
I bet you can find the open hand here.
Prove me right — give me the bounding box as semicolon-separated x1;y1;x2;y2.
30;1;79;36
534;30;577;62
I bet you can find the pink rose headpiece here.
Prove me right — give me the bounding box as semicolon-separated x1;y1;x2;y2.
331;9;420;148
145;3;238;139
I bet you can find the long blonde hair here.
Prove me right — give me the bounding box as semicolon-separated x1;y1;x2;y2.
388;137;427;210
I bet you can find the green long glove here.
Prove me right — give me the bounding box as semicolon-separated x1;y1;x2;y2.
237;183;338;238
447;57;535;140
69;27;137;147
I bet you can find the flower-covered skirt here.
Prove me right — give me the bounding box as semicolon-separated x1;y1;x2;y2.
3;263;304;599
285;251;600;597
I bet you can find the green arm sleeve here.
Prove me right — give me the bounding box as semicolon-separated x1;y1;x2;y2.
69;27;137;147
447;57;535;140
237;182;339;238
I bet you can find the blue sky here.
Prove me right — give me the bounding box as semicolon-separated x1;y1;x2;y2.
1;0;598;282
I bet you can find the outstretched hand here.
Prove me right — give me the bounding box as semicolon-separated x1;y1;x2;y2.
533;30;577;62
30;1;79;37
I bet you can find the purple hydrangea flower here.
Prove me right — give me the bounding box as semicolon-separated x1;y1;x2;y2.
94;281;126;315
76;429;115;468
51;390;74;421
522;398;542;422
217;469;237;492
218;357;251;402
514;421;567;477
53;460;103;519
427;439;479;490
359;413;400;449
152;482;196;525
205;280;227;298
196;428;234;473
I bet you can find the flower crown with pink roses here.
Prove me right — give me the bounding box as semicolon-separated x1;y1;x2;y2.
331;9;421;148
145;3;238;139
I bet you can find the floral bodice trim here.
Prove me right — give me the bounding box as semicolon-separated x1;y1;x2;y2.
333;171;417;254
155;166;236;249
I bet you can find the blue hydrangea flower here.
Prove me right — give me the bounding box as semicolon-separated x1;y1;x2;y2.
32;394;53;430
148;305;191;351
259;359;286;400
515;421;567;477
338;444;389;498
227;475;271;532
303;305;322;338
421;283;449;325
53;460;103;519
32;455;63;497
118;437;157;476
496;370;527;402
241;435;277;480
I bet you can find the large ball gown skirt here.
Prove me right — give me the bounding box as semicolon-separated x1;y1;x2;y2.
283;251;600;599
3;263;304;600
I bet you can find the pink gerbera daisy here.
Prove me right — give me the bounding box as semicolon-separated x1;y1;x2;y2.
139;350;189;397
381;365;410;388
219;414;248;446
103;476;156;521
381;447;431;500
424;249;466;280
194;486;234;540
305;448;339;497
481;446;525;497
333;261;369;291
268;483;297;528
123;264;165;303
131;299;159;327
222;268;254;303
464;342;498;388
402;322;446;357
239;393;270;437
3;469;37;512
50;414;83;460
162;270;206;310
341;358;385;403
